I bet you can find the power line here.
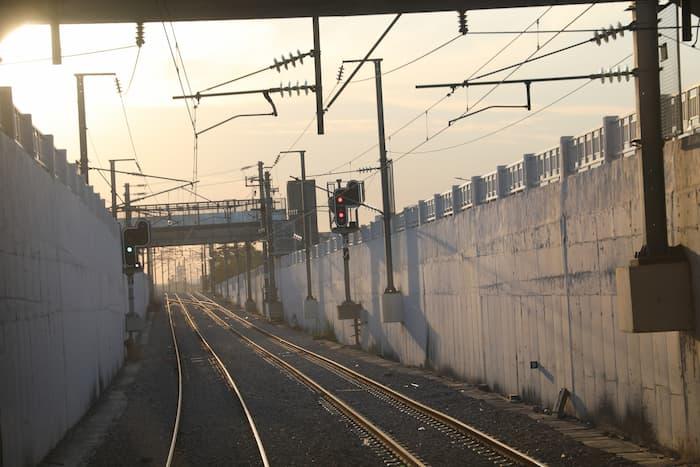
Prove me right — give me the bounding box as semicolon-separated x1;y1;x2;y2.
125;47;142;94
390;53;632;159
324;14;402;112
321;5;556;176
162;23;196;133
86;129;124;203
358;3;602;188
352;34;464;84
459;2;597;120
0;45;136;66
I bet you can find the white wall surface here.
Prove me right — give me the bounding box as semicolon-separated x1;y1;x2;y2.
0;132;149;467
221;142;700;459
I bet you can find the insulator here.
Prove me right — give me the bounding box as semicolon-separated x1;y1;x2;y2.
457;10;468;35
298;50;304;65
135;22;145;48
336;64;345;82
289;52;296;67
273;57;282;72
287;81;292;97
303;80;310;95
115;77;122;93
282;55;289;70
280;82;285;97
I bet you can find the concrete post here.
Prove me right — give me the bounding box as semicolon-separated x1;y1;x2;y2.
471;176;483;205
55;149;67;185
434;193;444;218
495;165;508;198
18;114;35;156
418;200;428;225
451;185;462;211
603;115;621;163
0;87;16;139
523;153;537;189
67;163;78;194
41;135;56;176
559;136;574;181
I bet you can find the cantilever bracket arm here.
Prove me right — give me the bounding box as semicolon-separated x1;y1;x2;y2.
195;91;278;137
448;81;532;126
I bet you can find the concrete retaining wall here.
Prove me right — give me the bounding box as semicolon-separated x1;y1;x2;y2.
0;127;149;466
220;139;700;459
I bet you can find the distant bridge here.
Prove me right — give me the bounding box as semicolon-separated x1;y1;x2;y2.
125;199;291;249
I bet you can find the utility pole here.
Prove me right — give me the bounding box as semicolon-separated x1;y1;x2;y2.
75;72;116;184
109;158;135;219
208;244;216;295
281;149;319;323
244;241;256;313
633;0;668;257
234;244;242;308
342;233;361;346
264;170;283;321
223;244;231;301
343;58;403;322
257;162;270;303
160;249;165;296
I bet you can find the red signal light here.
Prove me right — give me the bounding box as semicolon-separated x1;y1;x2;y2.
336;195;344;204
338;211;345;219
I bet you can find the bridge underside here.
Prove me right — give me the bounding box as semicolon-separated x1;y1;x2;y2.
3;0;654;25
150;222;262;247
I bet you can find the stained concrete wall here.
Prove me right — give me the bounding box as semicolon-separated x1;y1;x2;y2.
0;128;150;466
220;138;700;459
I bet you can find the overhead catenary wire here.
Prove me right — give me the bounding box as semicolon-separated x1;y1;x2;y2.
321;5;556;176
357;3;603;188
0;45;137;66
389;53;633;159
351;33;464;84
86;129;124;204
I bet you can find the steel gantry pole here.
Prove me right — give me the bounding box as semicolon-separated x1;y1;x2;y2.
280;149;320;322
108;158;135;219
263;170;283;321
244;241;256;313
74;72;116;184
235;244;242;308
342;57;403;322
372;59;397;294
633;0;668;257
257;162;270;303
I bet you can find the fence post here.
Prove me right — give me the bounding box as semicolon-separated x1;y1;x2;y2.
523;153;537;189
495;165;508;198
434;193;444;218
471;176;484;205
418;200;428;225
0;87;16;139
18;114;35;156
41;134;56;176
559;136;574;181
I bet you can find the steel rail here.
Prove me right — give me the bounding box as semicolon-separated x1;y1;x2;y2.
170;294;270;467
195;293;545;467
164;295;183;467
186;294;424;467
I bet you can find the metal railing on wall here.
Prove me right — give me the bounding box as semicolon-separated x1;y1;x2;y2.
0;87;114;227
285;81;700;265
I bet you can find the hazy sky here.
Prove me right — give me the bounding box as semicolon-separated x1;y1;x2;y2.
1;4;698;223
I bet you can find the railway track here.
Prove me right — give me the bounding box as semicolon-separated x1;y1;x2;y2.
188;293;546;467
164;294;269;467
179;293;424;466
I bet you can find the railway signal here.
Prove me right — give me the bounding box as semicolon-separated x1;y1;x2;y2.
122;220;151;272
334;190;348;227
